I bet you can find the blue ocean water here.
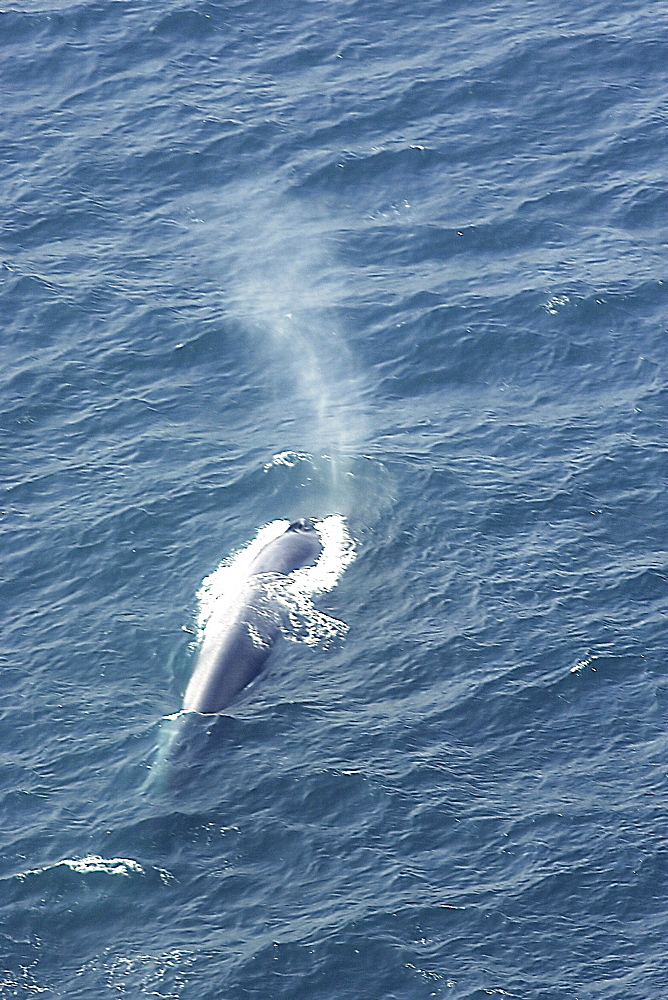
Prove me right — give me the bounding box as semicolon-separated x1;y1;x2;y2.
2;0;667;996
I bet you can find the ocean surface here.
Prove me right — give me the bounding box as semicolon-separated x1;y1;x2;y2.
1;0;667;997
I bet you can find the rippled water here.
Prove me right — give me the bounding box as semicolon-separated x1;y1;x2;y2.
2;1;667;997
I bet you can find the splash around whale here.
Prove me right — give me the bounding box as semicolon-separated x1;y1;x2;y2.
182;516;354;714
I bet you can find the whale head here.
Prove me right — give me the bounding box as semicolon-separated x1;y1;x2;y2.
249;518;323;576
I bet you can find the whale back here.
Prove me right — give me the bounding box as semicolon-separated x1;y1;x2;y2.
182;519;324;714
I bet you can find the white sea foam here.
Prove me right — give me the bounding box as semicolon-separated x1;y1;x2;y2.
18;855;174;883
263;450;313;471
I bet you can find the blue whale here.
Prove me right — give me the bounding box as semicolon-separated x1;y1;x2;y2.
183;519;323;714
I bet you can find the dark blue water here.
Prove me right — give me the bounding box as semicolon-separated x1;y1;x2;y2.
2;1;667;997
